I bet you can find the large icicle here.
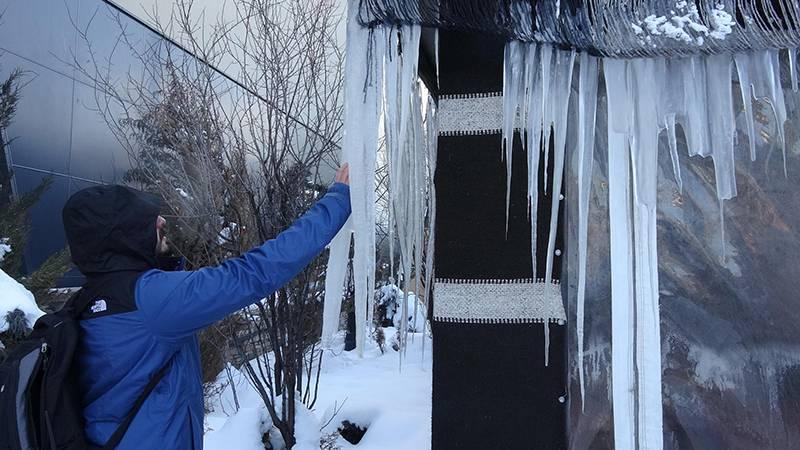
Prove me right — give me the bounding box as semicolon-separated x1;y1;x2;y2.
544;49;575;285
790;48;798;92
383;24;424;363
540;45;554;192
630;57;664;450
524;44;544;276
706;55;737;202
706;55;736;259
543;50;575;366
659;58;685;192
604;58;637;450
352;30;385;357
502;41;526;231
410;79;426;353
664;114;683;192
321;223;352;348
504;43;575;367
325;15;432;358
682;56;712;158
322;0;386;356
767;50;788;177
735;50;789;172
734;54;758;162
575;51;598;409
523;44;574;367
383;26;405;363
421;95;438;363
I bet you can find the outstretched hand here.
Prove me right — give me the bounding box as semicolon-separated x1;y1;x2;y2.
334;163;350;185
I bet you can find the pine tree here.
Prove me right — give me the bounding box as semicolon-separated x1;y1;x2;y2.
0;62;71;360
0;65;70;286
22;248;71;312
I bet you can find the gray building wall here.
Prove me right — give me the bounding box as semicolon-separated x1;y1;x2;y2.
0;0;165;284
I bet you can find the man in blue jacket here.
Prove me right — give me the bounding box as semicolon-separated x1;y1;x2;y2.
61;165;350;449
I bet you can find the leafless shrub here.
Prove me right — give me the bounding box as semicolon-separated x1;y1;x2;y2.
72;0;344;447
373;327;385;354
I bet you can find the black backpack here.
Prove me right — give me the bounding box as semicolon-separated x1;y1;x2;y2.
0;276;172;450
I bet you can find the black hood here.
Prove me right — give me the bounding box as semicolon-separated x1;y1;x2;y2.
63;185;162;275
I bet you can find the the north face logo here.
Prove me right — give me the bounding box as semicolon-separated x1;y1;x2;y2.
90;299;108;313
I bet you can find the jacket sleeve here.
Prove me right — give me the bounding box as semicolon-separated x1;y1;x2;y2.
135;183;351;341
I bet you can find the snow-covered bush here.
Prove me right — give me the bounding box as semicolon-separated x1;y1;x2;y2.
0;269;44;333
393;292;426;333
375;283;427;333
0;268;45;360
0;238;11;261
374;282;401;327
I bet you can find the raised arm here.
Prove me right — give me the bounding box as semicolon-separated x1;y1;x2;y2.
135;181;351;340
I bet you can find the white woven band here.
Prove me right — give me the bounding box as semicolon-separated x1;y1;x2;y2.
439;92;510;136
433;278;566;324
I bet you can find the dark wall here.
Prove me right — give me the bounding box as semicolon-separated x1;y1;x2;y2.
0;1;160;284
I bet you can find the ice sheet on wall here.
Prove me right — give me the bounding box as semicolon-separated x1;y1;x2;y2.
502;42;800;448
564;75;800;449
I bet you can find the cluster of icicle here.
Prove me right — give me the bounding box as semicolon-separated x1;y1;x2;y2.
321;0;436;364
503;40;796;449
358;0;800;59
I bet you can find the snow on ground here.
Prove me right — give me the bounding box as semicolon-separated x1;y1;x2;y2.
204;328;432;450
0;268;45;333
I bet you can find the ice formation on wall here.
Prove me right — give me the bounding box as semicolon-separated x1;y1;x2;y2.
337;0;795;444
322;0;436;357
421;96;438;362
605;58;637;450
321;0;382;355
502;41;794;449
383;24;436;363
502;42;577;367
575;52;599;409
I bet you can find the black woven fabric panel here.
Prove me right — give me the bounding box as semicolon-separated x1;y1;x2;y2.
431;29;567;450
433;30;563;281
431;321;567;449
432;131;567;449
435;31;505;96
435;132;564;281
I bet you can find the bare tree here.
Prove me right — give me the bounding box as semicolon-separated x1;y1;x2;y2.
73;0;344;446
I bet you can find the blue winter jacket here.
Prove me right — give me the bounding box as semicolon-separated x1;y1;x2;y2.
61;183;351;449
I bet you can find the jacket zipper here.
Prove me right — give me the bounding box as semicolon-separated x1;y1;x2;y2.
39;342;57;449
24;343;46;449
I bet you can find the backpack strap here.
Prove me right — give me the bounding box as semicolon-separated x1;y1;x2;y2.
101;354;175;450
68;271;172;448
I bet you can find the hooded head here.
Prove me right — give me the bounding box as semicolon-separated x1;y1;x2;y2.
63;185;162;276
